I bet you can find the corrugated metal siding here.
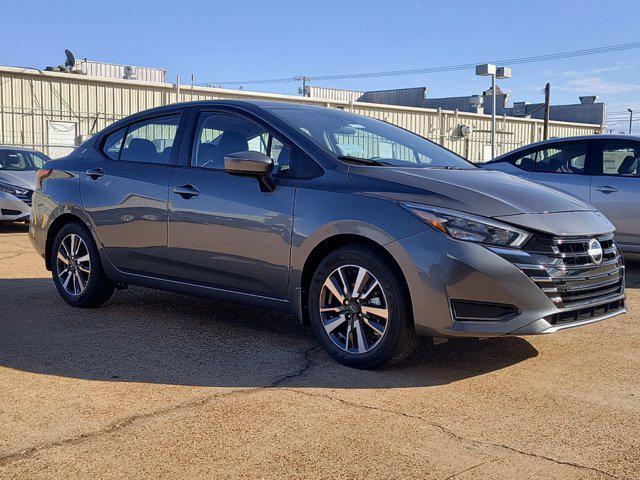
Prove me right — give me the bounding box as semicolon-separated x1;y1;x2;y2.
359;87;428;108
75;60;167;83
306;86;364;103
0;66;601;160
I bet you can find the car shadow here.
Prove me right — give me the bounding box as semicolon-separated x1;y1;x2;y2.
0;277;540;389
624;253;640;289
0;222;29;234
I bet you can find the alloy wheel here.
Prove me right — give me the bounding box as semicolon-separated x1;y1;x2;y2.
56;233;91;296
319;264;389;354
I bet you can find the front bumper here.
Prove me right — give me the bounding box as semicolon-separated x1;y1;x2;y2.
0;192;31;222
385;228;626;338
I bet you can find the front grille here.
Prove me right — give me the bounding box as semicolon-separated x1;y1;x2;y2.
495;232;624;310
545;298;625;325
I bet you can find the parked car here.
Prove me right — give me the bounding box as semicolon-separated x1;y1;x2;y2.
0;146;50;224
29;101;626;368
482;135;639;253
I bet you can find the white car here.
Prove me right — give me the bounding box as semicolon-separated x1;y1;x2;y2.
0;146;50;224
482;135;640;253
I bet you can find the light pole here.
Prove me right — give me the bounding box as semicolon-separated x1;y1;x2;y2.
476;64;511;160
627;108;633;134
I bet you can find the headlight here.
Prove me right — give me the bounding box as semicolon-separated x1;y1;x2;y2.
402;203;531;248
0;182;29;196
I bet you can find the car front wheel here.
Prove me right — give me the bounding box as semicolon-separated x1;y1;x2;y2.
308;245;418;369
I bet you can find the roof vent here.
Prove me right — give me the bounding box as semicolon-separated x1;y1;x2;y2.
123;66;137;80
579;96;598;104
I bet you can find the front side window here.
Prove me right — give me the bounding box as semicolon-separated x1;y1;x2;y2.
510;151;536;171
0;150;49;171
532;142;587;174
119;114;181;164
600;141;639;176
192;112;293;176
264;105;472;169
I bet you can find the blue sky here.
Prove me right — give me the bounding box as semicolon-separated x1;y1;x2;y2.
3;0;640;131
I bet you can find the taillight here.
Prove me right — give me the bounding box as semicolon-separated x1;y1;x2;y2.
35;169;52;190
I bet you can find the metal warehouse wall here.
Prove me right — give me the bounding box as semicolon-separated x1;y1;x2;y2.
0;66;601;160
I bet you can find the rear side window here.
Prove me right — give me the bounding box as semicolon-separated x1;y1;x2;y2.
120;114;181;164
101;114;180;163
103;128;126;160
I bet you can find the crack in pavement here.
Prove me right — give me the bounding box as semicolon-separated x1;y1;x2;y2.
283;387;621;479
0;250;31;261
443;457;503;480
0;342;627;479
0;344;320;468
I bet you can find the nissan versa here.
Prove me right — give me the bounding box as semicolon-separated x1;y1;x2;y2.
29;101;627;368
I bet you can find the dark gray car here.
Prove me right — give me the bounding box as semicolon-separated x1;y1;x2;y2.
482;135;640;253
29;101;626;368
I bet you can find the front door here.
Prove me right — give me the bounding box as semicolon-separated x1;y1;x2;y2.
513;140;592;202
590;139;640;248
167;110;297;299
80;112;184;277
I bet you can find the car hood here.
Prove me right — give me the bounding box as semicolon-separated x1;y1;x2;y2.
348;166;595;217
0;170;36;189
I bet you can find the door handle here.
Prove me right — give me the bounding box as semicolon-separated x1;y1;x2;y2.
595;185;619;194
85;167;104;180
173;184;200;199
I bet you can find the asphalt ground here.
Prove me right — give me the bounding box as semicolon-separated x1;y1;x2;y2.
1;222;638;479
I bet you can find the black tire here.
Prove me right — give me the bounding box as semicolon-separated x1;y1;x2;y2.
51;221;114;308
308;244;419;369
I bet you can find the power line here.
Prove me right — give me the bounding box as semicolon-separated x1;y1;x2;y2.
205;41;640;86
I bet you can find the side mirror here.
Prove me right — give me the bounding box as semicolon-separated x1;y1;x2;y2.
224;151;276;192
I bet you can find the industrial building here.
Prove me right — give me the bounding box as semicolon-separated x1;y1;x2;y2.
306;85;607;129
0;61;602;162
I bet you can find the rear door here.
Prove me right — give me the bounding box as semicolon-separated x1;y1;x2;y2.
589;139;640;248
498;140;592;201
80;111;187;277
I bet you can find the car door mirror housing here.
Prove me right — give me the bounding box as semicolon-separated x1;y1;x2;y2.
224;151;276;192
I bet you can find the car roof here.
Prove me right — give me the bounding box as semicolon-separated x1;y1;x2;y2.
98;99;342;144
121;99;326;117
0;145;46;153
487;134;640;163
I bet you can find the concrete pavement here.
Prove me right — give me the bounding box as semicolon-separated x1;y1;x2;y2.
1;223;639;479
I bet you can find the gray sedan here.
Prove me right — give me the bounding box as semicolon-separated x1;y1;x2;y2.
29;101;626;368
482;135;639;253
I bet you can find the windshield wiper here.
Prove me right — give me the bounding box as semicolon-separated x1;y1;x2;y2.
427;165;469;170
337;155;390;166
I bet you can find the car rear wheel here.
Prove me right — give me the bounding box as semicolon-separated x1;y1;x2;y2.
308;245;418;369
51;222;114;308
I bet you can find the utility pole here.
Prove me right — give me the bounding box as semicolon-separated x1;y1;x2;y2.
491;73;496;158
294;75;312;96
543;83;551;140
628;108;633;134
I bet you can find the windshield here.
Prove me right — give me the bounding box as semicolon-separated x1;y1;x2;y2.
0;150;49;171
265;105;474;169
